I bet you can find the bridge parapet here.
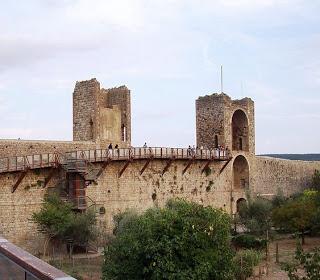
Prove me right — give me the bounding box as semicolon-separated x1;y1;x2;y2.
0;147;231;174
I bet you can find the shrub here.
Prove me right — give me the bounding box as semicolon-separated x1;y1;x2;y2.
232;234;266;250
238;195;273;236
103;199;235;280
234;249;261;280
282;242;320;280
32;194;97;255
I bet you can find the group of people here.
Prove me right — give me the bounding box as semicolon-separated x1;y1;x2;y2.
105;142;229;158
187;145;229;158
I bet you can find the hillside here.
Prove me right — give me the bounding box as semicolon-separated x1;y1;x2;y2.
259;154;320;161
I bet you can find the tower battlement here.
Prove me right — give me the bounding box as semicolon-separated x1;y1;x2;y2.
196;93;255;154
73;78;131;146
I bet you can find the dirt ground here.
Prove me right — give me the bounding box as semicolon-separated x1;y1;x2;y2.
250;236;320;280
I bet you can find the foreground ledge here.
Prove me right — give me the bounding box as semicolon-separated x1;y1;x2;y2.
0;237;76;280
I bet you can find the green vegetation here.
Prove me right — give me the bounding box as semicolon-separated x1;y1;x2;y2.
232;234;266;250
272;191;317;244
237;195;273;236
233;249;261;280
312;169;320;190
282;242;320;280
32;194;97;256
103;199;235;280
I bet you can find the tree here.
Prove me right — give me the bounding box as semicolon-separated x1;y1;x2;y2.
312;170;320;191
272;196;317;245
32;194;97;256
282;242;320;280
103;199;235;280
238;196;273;236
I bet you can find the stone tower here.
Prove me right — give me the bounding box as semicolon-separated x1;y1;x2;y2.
196;93;255;212
73;78;131;146
196;93;255;155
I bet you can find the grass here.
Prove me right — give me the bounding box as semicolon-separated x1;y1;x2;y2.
49;256;103;280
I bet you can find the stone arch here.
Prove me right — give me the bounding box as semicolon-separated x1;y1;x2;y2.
236;198;247;212
232;109;249;151
233;155;249;190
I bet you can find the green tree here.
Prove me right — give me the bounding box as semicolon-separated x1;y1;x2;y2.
103;199;235;280
238;196;273;236
272;196;317;245
282;242;320;280
312;170;320;191
32;194;97;256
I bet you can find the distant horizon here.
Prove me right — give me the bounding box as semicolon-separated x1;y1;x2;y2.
1;1;319;154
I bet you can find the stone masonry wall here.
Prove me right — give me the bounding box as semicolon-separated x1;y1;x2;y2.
0;155;319;254
0;159;235;253
196;94;226;149
73;78;100;141
104;86;131;145
251;156;320;197
0;139;102;158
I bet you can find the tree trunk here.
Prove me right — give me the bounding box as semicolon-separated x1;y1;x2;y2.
301;230;305;245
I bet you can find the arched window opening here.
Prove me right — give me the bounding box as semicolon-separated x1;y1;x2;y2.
236;198;247;212
122;125;126;142
233;155;249;190
232;110;249;151
89;119;94;140
214;135;219;148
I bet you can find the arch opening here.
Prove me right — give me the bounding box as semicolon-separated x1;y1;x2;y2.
236;198;247;212
214;135;219;148
233;155;249;190
232;110;249;151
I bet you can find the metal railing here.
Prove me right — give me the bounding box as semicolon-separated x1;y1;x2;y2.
0;147;231;173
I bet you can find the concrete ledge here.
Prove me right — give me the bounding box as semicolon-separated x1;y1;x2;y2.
0;237;76;280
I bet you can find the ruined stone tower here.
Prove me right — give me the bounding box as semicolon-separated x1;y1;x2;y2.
73;78;131;146
196;93;255;212
196;93;255;154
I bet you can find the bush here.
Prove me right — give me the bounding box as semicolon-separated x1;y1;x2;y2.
234;249;261;280
238;195;273;236
232;234;267;250
282;242;320;280
103;199;235;280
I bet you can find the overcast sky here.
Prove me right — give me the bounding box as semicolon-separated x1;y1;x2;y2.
0;0;319;154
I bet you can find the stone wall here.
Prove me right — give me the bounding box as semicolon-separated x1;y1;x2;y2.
0;154;319;254
251;156;320;197
0;139;101;158
196;94;226;150
0;158;236;253
103;86;131;145
73;78;100;141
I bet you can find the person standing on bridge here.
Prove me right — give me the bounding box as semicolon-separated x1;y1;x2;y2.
108;143;113;157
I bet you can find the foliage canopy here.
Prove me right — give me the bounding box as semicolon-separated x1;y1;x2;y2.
103;199;235;280
32;194;96;247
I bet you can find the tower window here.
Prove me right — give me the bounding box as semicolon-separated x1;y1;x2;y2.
214;135;219;148
122;125;126;141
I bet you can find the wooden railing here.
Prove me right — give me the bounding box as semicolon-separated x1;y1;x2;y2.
0;147;231;173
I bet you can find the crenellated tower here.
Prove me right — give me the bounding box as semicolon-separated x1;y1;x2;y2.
73;78;131;147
